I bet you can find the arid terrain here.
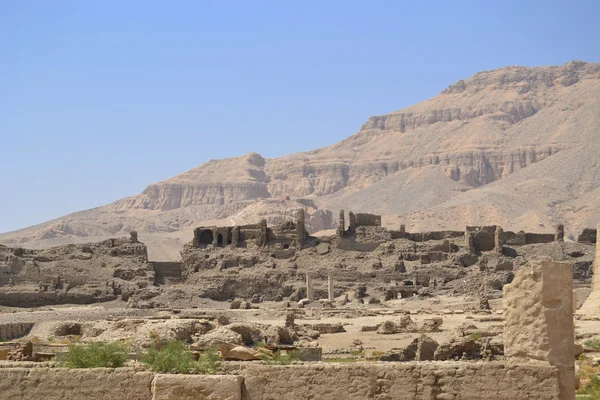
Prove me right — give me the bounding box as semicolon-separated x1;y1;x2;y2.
2;61;600;399
2;61;600;261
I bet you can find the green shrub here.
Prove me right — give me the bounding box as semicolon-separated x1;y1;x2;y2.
578;355;600;398
196;348;221;374
140;341;221;374
141;340;195;373
584;339;600;352
64;342;129;368
469;332;483;341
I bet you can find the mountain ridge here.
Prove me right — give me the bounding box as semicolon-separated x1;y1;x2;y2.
2;60;600;259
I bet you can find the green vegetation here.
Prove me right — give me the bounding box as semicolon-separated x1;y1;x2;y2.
195;347;221;374
584;339;600;352
140;341;220;374
469;332;483;341
64;342;129;368
577;355;600;398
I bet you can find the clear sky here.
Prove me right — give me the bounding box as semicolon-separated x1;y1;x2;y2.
1;0;599;233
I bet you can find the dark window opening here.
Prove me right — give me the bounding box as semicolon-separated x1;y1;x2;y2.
198;230;214;245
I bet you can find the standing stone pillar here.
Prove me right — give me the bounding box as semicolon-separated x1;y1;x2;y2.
296;209;305;249
504;261;574;400
555;224;565;242
337;210;345;238
400;224;406;233
348;212;357;234
580;224;600;314
494;226;504;254
231;226;240;248
328;275;334;301
306;275;314;301
465;228;475;253
256;219;268;247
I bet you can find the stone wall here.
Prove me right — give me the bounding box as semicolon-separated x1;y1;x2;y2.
0;323;34;341
238;362;560;400
151;262;182;284
0;367;153;400
0;362;561;400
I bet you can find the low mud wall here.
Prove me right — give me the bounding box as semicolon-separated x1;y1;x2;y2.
0;323;34;340
0;367;154;400
238;362;560;400
0;361;561;400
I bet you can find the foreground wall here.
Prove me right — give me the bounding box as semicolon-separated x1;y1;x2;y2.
0;367;153;400
239;362;560;400
0;362;560;400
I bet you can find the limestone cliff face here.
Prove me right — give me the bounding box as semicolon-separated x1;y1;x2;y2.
2;61;600;259
113;181;271;211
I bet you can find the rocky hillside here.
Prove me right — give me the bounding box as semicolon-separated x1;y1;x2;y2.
2;61;600;259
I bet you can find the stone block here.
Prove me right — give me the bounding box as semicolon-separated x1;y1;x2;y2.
151;374;242;400
298;347;322;361
504;260;574;400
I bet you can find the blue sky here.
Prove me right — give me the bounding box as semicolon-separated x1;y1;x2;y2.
1;0;599;233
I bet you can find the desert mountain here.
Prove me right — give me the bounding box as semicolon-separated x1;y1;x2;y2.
2;60;600;260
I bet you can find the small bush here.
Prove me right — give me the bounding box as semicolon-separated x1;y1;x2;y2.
469;332;483;341
578;355;600;397
141;341;195;373
141;341;221;374
584;339;600;352
196;348;221;374
64;342;129;368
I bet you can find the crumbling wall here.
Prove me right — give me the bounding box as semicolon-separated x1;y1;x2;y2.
0;323;34;341
0;367;153;400
354;213;381;227
0;363;561;400
466;226;496;252
151;262;182;285
577;228;597;244
239;362;560;400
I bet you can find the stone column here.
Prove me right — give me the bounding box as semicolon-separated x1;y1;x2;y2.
494;226;504;254
465;228;475;253
580;223;600;314
256;219;268;247
328;275;334;301
306;275;314;301
337;210;345;238
555;224;565;242
296;209;305;249
504;261;574;400
231;226;240;248
400;224;406;233
348;212;356;234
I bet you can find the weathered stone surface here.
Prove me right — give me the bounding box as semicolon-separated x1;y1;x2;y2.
0;367;153;400
240;362;560;400
504;260;574;400
420;318;443;332
152;374;242;400
377;316;416;334
579;223;600;314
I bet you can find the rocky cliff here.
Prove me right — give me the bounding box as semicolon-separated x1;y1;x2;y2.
2;61;600;259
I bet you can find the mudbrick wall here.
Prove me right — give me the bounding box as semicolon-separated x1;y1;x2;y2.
0;362;560;400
